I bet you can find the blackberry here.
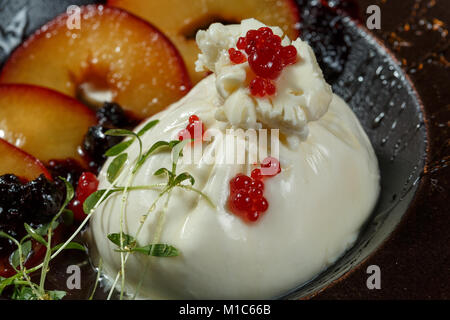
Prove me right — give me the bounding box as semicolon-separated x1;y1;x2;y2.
96;102;137;128
83;125;123;164
0;174;65;257
83;102;137;170
46;158;85;190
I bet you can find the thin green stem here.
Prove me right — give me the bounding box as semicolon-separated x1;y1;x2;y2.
89;258;103;300
106;187;170;300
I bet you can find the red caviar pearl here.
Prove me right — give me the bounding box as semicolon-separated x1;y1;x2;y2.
253;197;269;212
236;37;247;50
229;27;299;98
229;191;252;215
179;115;205;141
178;129;189;141
281;45;298;66
248;48;283;80
228;48;247;64
76;172;98;202
230;174;252;191
249;77;266;97
258;27;274;37
251;168;262;180
261;157;281;176
265;81;276;96
249;77;276;97
250;179;264;191
247;211;260;222
266;35;282;50
70;172;99;222
249;187;263;199
189;115;199;123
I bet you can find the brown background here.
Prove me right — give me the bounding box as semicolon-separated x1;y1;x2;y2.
315;0;449;299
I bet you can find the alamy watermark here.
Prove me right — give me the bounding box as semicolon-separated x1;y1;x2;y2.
174;124;280;172
366;264;381;290
366;5;381;30
66;5;81;30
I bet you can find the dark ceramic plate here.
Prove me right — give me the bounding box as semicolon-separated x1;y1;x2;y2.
0;0;432;299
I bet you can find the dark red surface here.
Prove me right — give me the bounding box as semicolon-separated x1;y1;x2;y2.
314;0;450;300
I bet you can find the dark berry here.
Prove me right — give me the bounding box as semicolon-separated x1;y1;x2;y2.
46;158;85;190
0;174;65;258
83;125;123;164
96;102;133;128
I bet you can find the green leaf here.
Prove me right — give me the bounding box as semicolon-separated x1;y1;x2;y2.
61;209;74;226
59;177;74;208
172;139;188;165
51;242;86;253
154;167;174;181
0;231;16;242
24;223;47;246
11;240;31;269
47;290;66;300
107;153;128;183
105;129;137;137
120;244;179;257
137;120;159;137
83;189;116;214
11;286;37;300
169;140;182;148
133;140;171;174
0;276;15;295
105;139;134;157
107;233;135;247
173;172;195;186
34;221;59;236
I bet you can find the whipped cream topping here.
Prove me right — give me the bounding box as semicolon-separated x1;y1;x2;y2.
195;18;333;140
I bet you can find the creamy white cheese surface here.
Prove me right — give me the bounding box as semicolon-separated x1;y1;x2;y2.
88;20;380;299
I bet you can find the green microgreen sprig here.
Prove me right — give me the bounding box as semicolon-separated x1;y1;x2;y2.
0;117;215;301
87;122;215;300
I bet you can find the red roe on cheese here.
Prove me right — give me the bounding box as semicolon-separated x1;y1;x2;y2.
178;114;205;141
228;157;281;222
228;27;298;97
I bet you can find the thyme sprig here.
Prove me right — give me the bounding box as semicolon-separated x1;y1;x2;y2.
0;117;215;300
85;123;214;300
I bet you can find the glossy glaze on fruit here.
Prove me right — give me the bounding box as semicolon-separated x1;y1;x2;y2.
108;0;300;84
0;84;96;164
0;5;191;119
